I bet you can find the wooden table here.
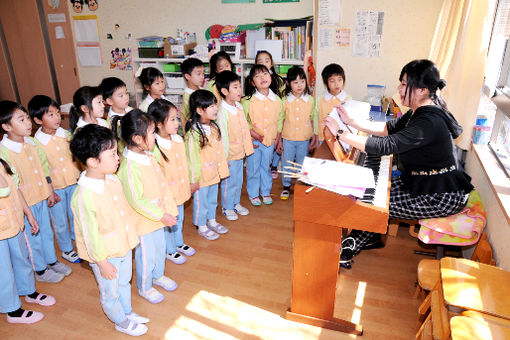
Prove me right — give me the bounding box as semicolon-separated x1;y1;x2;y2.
441;257;510;320
450;312;510;340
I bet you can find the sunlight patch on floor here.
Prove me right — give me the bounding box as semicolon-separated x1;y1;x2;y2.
351;281;366;325
163;290;323;340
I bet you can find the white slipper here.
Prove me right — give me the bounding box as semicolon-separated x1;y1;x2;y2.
25;293;56;306
7;310;44;324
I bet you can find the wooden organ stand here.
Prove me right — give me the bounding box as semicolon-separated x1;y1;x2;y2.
285;128;391;335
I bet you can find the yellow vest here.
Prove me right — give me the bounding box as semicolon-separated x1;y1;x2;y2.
154;134;191;206
0;137;50;206
34;128;80;190
72;174;140;263
245;90;282;147
0;166;24;240
282;95;314;141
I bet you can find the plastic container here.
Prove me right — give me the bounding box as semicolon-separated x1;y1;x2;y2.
472;125;491;145
366;84;386;112
163;63;180;72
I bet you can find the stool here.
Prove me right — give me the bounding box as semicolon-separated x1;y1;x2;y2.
387;218;420;237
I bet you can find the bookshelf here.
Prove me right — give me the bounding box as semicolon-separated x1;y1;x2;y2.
132;57;304;109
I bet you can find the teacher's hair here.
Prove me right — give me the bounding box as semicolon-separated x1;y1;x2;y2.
399;59;450;115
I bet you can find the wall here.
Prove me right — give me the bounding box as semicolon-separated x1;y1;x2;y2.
315;0;443;101
465;148;510;271
66;0;313;95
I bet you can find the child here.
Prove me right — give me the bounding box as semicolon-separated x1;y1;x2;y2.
70;125;148;336
180;58;206;130
215;71;253;221
185;90;229;240
0;101;71;283
255;50;285;179
242;65;283;206
70;86;108;132
207;51;234;102
28;95;81;264
113;109;179;304
138;67;167;113
99;77;133;127
318;63;351;142
276;66;318;200
0;158;56;324
147;99;197;264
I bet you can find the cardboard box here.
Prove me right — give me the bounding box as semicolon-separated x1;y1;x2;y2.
164;41;197;58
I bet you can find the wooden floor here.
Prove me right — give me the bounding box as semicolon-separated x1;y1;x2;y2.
0;185;424;340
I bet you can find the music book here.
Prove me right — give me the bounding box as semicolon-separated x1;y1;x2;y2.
299;157;375;198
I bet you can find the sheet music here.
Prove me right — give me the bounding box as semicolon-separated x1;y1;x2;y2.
327;109;352;153
299;157;375;198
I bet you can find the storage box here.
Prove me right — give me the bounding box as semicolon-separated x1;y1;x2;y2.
163;63;181;72
278;64;293;74
138;47;164;58
163;42;197;58
165;75;185;89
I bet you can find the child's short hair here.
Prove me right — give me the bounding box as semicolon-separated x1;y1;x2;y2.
284;66;310;96
111;109;154;148
321;63;346;88
215;71;240;99
181;58;204;76
70;124;116;165
0;100;28;133
27;95;59;121
138;67;163;94
209;51;233;80
70;86;102;132
99;77;127;100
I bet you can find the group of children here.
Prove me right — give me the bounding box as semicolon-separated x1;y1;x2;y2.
0;49;350;336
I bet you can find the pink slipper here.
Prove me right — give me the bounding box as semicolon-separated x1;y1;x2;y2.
7;310;44;324
25;293;56;306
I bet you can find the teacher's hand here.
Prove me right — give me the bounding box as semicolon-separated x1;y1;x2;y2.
335;105;354;125
324;116;340;136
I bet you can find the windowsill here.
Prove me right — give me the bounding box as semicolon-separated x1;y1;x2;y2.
473;144;510;223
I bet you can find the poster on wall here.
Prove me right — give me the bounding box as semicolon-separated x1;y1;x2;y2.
221;0;254;3
353;10;384;58
318;0;341;25
263;0;299;3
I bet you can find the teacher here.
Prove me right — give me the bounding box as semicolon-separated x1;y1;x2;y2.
325;59;474;268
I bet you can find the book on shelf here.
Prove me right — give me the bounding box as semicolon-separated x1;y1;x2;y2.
264;19;313;61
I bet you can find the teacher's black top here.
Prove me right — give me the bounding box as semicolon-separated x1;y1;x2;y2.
364;105;473;195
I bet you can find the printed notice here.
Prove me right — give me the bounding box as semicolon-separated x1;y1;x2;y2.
353;10;385;58
318;0;341;25
319;27;333;50
335;27;350;47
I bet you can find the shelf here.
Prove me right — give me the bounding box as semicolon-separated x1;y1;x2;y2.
133;57;304;65
135;88;183;95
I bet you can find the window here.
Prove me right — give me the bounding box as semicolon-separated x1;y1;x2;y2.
486;0;510;177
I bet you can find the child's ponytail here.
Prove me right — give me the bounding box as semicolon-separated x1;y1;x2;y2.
70;86;102;132
0;158;13;176
69;105;80;132
147;98;177;162
110;115;122;142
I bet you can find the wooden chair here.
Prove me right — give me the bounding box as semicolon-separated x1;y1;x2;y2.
415;233;493;303
416;282;451;340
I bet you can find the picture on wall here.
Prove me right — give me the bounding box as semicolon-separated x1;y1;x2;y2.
222;0;255;3
263;0;300;3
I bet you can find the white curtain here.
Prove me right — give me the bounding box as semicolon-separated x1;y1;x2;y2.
429;0;496;149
